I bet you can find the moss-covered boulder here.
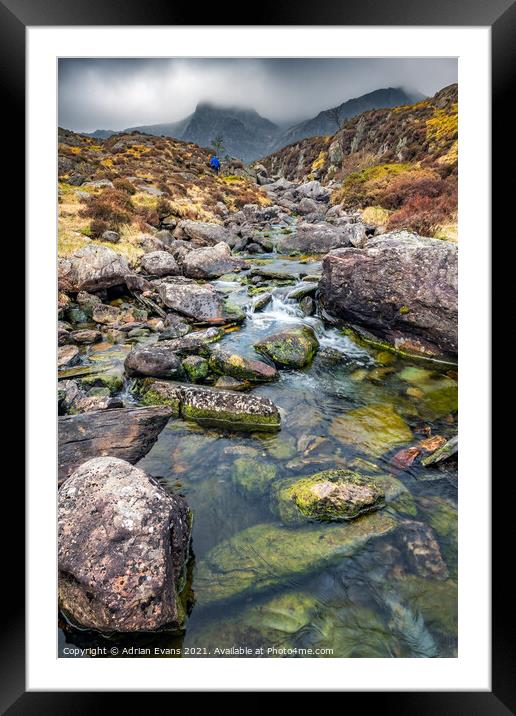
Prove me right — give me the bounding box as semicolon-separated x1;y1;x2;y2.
231;458;278;497
139;381;281;432
330;403;413;456
209;349;278;383
182;355;209;383
79;367;125;396
271;469;385;525
254;325;319;368
195;512;397;606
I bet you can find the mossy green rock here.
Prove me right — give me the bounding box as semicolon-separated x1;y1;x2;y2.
209;350;278;383
254;325;319;368
395;576;457;637
231;458;278;497
330;403;413;456
79;368;124;396
272;469;385;525
398;366;457;419
182;355;209;383
195;512;397;606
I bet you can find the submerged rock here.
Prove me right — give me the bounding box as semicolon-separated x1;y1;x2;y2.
140;381;281;432
209;349;278;383
254;325;319;368
330;403;413;456
231;458;278;497
319;231;458;356
58;457;191;632
271;469;385;525
195;512;397;606
395;520;449;580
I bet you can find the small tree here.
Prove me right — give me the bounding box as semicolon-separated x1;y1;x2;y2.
211;134;225;156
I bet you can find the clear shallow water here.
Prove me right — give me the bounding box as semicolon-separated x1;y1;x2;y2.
59;253;458;658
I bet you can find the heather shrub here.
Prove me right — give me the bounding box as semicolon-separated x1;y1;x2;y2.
80;188;134;236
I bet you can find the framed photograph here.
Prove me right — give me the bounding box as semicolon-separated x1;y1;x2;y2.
7;0;508;706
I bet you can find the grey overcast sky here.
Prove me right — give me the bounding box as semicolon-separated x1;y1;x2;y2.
58;58;457;133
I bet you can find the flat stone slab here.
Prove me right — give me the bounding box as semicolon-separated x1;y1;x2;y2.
58;405;173;484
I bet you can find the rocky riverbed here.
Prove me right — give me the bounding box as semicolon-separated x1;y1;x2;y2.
58;174;458;658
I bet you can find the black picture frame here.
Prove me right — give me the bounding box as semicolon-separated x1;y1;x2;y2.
8;0;507;708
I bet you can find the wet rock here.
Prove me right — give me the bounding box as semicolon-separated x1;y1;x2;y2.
272;469;385;525
195;512;397;606
158;278;241;324
79;367;125;395
182;355;209;383
287;282;318;300
330;403;413;456
254;325;319;368
231;458;278;497
174;219;229;247
395;521;449;580
209;349;278;383
124;343;183;378
300;296;315;315
58;245;129;293
181;242;245;279
421;435;458;466
161;312;192;338
140;381;281;432
70;329;102;345
58;344;80;369
91;304;123;325
141;251;180;277
319;231;458;356
58;405;173;484
252;292;272;311
58;457;191;632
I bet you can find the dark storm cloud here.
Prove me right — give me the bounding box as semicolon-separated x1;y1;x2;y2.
58;58;457;132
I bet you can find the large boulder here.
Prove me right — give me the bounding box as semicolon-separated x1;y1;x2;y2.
158;278;243;324
140;251;180;277
254;325;319;368
294;180;331;202
181;242;245;279
58;245;129;293
58;457;191;632
58;405;173;484
140;381;281;432
319;231;458;355
173;220;229;246
276;222;358;254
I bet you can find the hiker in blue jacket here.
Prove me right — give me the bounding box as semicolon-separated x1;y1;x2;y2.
209;155;221;174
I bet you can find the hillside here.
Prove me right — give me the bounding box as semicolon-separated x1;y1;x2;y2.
57;128;269;262
82;88;425;162
260;84;458;240
271;87;422;152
